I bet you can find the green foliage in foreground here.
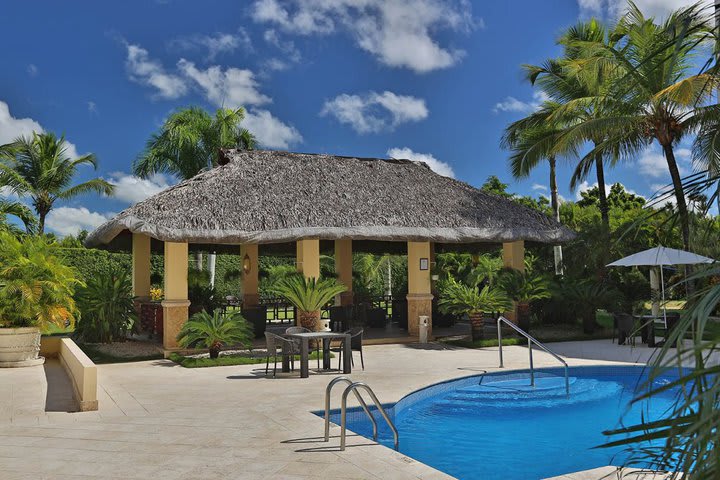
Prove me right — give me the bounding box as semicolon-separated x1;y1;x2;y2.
75;266;137;343
169;349;329;368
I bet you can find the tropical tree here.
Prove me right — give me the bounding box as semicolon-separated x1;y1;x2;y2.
271;275;347;331
497;268;552;331
0;132;113;234
176;309;253;359
559;3;718;253
75;266;137;343
0;198;36;234
134;106;255;283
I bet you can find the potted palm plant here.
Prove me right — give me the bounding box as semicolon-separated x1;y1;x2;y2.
438;278;512;341
0;232;82;367
176;309;253;359
498;269;552;332
271;275;347;331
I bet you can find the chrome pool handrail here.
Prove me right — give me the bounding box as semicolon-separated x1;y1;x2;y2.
324;377;375;442
340;382;399;451
497;316;570;396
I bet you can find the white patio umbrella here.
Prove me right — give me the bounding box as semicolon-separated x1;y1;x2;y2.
607;246;714;325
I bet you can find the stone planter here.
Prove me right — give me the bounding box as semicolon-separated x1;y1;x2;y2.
0;327;45;367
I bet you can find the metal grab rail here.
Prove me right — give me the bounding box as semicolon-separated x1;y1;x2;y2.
497;316;570;396
340;382;399;451
324;377;375;442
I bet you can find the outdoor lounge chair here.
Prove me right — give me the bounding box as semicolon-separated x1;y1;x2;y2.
285;326;321;369
264;332;298;378
333;328;364;370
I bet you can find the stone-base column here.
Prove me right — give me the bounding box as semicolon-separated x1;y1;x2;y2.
162;300;190;352
406;293;433;337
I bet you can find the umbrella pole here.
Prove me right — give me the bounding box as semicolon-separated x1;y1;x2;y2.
660;265;667;328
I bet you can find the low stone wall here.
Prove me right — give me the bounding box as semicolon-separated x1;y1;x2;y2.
40;337;98;411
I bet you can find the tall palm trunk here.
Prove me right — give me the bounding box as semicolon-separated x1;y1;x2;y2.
662;143;690;251
594;151;609;279
549;157;563;275
37;211;47;235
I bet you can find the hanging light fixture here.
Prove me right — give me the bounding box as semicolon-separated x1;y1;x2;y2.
242;254;251;274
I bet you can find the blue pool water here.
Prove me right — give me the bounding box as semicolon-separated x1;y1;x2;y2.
324;366;681;480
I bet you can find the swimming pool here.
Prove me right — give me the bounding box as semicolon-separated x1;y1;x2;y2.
324;366;680;479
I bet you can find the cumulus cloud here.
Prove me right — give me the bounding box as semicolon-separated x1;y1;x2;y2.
45;207;114;237
0;101;79;158
251;0;476;73
493;91;549;114
178;59;271;107
387;147;454;178
106;172;173;204
575;180;642;201
242;109;302;149
264;29;301;62
321;91;428;134
170;30;252;60
532;183;548;191
125;43;188;99
637;146;689;179
578;0;698;19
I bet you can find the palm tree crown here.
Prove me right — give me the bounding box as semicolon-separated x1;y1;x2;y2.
0;132;114;234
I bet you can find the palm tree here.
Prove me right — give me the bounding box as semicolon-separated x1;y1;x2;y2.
559;3;718;253
271;275;347;331
0;132;114;234
0;198;36;234
134;106;255;284
503;19;619;274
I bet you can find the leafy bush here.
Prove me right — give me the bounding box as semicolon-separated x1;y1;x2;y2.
438;278;513;316
0;231;82;329
75;266;137;343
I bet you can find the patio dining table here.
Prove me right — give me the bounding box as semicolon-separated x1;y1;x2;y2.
282;332;352;378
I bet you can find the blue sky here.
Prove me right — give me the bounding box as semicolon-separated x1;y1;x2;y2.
0;0;696;236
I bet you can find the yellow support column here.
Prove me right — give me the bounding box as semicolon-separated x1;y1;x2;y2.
407;241;433;337
502;240;525;323
296;239;320;279
162;241;189;352
334;239;353;306
240;244;259;307
131;233;151;301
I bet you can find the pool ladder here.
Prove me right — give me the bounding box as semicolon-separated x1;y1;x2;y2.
497;316;570;396
324;377;399;451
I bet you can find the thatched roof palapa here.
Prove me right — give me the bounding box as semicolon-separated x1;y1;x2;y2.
86;150;574;248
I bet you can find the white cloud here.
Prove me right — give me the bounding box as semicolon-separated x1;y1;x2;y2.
178;59;271;107
125;43;188;99
242;109;302;149
0;101;79;158
251;0;476;73
263;29;301;63
87;101;97;114
493;91;549;114
578;0;698;19
106;172;173;204
532;183;548;191
170;30;252;60
27;64;38;77
637;147;688;179
0;186;18;201
45;207;114;237
387;147;454;178
321;91;428;134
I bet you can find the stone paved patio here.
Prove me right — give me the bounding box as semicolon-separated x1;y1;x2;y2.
0;340;698;479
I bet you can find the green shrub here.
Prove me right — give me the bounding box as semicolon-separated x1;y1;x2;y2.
75;266;137;343
176;309;253;358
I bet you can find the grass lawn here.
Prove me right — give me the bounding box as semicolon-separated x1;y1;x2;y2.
169;349;330;368
77;343;164;364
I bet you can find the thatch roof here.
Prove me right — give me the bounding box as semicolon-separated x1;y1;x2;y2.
86;150;574;248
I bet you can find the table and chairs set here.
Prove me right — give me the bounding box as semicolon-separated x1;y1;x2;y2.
614;312;681;347
264;327;365;378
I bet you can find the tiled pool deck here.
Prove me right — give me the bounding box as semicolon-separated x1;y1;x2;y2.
0;340;703;479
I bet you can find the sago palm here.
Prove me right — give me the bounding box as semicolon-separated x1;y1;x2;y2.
271;275;347;330
0;132;113;234
176;309;253;359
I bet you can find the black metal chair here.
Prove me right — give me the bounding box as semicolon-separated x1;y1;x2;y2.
285;326;321;369
614;313;636;346
264;332;298;378
334;328;364;370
